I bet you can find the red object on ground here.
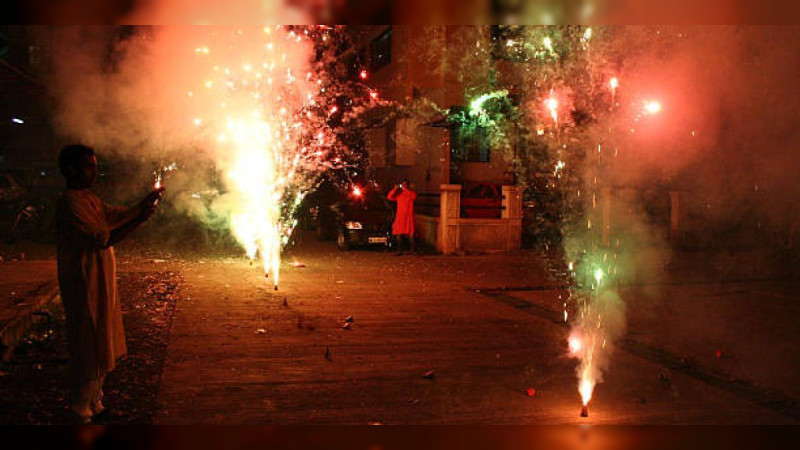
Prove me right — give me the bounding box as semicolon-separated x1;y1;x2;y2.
526;388;536;397
716;350;723;358
581;405;589;417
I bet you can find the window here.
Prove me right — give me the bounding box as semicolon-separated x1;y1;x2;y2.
369;27;392;71
451;124;490;163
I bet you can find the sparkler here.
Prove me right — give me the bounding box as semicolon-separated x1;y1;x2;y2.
153;162;178;206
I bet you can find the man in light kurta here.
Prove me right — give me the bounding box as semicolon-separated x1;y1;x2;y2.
387;179;417;255
56;144;163;423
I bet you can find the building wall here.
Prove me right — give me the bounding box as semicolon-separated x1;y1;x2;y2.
356;25;515;194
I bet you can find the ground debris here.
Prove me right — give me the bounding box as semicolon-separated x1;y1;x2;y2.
0;270;182;424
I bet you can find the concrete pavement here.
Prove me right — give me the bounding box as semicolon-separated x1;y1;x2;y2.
0;260;59;361
153;237;799;424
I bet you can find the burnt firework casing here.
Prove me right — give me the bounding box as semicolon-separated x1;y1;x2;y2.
581;405;589;417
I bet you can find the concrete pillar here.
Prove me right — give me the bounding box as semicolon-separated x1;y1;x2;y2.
501;185;522;220
502;185;522;251
438;184;461;254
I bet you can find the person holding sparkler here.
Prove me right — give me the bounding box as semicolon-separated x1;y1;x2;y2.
55;144;164;423
387;178;417;255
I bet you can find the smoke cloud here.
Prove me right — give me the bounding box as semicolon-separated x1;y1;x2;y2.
42;25;323;263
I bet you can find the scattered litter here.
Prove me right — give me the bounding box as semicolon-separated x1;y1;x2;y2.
345;316;354;323
422;370;435;379
149;259;166;264
256;328;267;335
325;346;332;361
342;322;352;330
290;262;306;268
408;398;420;406
283;297;288;307
525;388;536;397
336;280;344;284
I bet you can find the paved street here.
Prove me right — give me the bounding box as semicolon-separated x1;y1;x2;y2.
149;235;799;424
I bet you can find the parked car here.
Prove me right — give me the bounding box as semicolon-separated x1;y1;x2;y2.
0;173;24;205
331;187;394;251
461;182;502;218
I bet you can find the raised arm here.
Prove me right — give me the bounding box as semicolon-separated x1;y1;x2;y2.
387;186;399;201
106;188;164;248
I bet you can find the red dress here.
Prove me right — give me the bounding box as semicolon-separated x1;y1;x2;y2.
387;187;417;235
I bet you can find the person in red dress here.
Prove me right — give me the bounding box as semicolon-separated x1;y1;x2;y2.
387;179;417;255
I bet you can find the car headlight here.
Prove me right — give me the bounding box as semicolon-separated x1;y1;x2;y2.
345;221;363;230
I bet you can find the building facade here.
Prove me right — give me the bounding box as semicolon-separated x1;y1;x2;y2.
348;26;523;254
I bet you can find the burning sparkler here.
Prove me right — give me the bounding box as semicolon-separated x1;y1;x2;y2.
153;162;178;189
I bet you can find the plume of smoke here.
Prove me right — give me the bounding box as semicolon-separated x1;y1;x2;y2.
43;25;335;263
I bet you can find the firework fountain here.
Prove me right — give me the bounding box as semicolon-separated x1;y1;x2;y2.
47;25;379;292
456;26;670;417
179;26;344;289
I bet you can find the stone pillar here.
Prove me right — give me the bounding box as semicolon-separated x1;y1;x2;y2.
438;184;461;254
502;185;522;251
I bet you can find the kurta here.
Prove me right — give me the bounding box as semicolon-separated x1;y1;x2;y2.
56;189;133;386
387;187;417;235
